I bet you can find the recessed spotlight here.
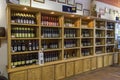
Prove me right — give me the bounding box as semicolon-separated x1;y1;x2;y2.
50;12;55;14
23;7;28;10
71;15;75;17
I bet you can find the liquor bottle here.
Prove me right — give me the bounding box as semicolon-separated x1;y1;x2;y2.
35;40;39;50
11;55;15;68
13;55;18;68
11;41;14;52
17;54;22;67
21;54;25;66
32;53;36;64
32;40;36;50
13;41;17;52
64;51;67;59
21;40;26;51
17;40;21;52
11;12;15;23
28;40;32;51
25;54;29;65
27;27;30;38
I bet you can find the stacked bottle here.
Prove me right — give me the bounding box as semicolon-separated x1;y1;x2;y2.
106;46;114;52
107;22;114;29
41;28;60;38
64;29;76;38
64;50;77;59
44;51;59;62
11;27;36;38
96;47;102;54
64;40;76;48
82;39;91;46
82;30;90;37
64;19;74;27
42;40;58;50
41;15;59;26
81;48;90;56
11;11;36;24
96;39;101;45
11;40;39;52
11;53;38;68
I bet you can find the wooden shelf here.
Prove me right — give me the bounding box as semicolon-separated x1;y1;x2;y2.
107;37;115;38
11;23;39;27
81;46;93;48
106;29;114;31
64;47;80;50
95;45;105;47
106;44;115;46
95;28;106;30
41;25;61;28
95;37;105;38
11;38;39;40
64;27;80;29
11;51;39;55
42;48;62;52
64;37;80;39
81;28;93;29
41;37;62;40
81;37;94;38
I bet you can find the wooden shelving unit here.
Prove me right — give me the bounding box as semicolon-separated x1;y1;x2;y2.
7;4;118;80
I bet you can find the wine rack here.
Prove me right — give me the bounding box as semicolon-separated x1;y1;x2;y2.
7;4;117;80
81;29;93;37
95;46;105;54
64;49;78;59
106;21;115;53
81;48;93;56
95;19;106;54
95;20;105;29
81;18;94;56
11;40;39;53
44;51;60;63
11;53;38;68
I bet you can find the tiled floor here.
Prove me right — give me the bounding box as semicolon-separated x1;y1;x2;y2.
65;66;120;80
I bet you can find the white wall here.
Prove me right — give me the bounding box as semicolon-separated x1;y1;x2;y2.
31;0;91;15
0;0;7;78
96;1;120;20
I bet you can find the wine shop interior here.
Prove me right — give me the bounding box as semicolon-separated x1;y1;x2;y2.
1;0;120;80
